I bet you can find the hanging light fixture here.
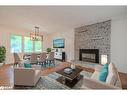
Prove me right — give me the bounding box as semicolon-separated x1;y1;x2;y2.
30;26;43;41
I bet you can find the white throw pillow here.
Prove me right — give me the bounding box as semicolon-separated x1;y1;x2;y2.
106;63;118;85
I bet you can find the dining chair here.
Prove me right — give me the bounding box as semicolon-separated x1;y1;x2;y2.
38;52;47;67
48;52;55;66
13;53;22;66
29;53;38;65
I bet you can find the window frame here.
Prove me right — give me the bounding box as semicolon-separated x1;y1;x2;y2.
24;36;34;53
34;40;42;53
10;34;43;53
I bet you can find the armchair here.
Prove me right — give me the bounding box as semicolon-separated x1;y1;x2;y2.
14;67;41;86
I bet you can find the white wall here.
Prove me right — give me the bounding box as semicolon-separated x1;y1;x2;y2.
111;17;127;73
50;29;75;62
43;33;52;52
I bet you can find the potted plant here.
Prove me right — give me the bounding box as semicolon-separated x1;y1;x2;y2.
0;46;6;66
47;48;51;54
46;48;51;59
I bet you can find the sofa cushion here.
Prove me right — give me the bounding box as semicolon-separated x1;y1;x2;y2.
106;63;118;85
81;76;121;89
99;67;108;82
91;71;100;80
35;70;41;76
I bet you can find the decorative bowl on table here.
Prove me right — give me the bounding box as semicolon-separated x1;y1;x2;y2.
64;68;73;74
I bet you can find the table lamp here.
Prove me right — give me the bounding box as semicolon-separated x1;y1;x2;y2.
101;55;107;65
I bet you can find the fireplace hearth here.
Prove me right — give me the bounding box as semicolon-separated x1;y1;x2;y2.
79;49;99;63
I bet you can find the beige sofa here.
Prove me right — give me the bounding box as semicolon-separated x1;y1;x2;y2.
14;67;41;86
79;63;122;89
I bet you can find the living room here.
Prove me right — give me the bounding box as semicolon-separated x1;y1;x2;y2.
0;6;127;90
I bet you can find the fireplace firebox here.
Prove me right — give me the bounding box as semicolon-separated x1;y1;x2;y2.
79;49;99;63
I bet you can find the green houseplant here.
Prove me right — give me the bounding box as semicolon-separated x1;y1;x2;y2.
46;48;51;59
47;48;51;54
0;46;6;66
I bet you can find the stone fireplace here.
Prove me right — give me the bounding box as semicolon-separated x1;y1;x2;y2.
75;20;111;64
79;49;99;63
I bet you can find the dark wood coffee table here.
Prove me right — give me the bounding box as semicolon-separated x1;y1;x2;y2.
56;67;83;88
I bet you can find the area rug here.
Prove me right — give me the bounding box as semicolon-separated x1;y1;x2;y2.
33;75;70;89
33;71;92;89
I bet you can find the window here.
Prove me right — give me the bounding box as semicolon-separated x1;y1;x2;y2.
11;35;22;53
10;35;43;53
35;41;42;52
24;37;33;52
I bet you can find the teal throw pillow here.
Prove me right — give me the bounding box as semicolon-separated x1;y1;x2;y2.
24;63;32;68
103;63;109;69
99;65;108;82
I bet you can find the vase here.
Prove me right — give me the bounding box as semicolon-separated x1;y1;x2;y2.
71;63;75;69
0;63;3;66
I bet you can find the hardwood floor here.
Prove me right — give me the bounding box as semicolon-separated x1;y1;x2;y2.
0;64;14;87
119;72;127;89
0;63;127;89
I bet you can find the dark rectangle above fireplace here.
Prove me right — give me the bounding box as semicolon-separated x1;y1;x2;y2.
79;49;99;63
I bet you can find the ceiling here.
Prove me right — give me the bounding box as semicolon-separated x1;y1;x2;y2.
0;6;127;33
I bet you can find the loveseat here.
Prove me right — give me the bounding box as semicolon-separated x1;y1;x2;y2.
79;63;122;89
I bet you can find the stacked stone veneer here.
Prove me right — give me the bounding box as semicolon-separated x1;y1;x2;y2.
74;20;111;64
